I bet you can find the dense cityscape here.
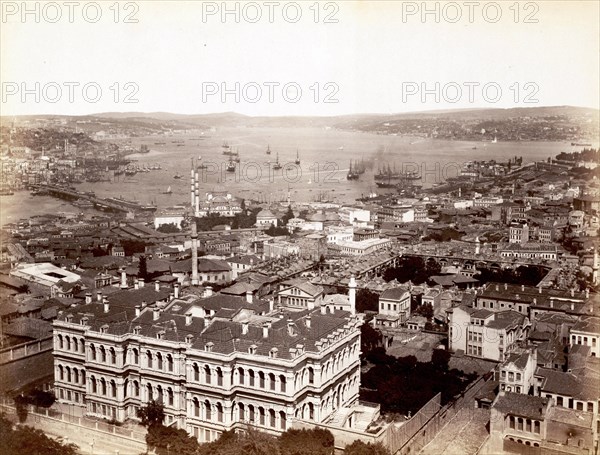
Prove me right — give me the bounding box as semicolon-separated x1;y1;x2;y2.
0;107;599;455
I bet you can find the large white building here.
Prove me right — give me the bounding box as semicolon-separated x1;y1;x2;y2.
52;291;361;442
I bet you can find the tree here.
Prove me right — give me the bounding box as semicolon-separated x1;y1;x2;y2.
279;428;334;455
431;348;451;372
156;223;180;233
345;441;390;455
146;423;199;455
136;399;165;427
17;284;29;294
281;205;295;226
414;303;434;320
356;289;379;313
361;323;383;356
138;255;148;281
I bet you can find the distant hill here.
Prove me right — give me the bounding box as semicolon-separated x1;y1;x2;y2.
2;106;598;142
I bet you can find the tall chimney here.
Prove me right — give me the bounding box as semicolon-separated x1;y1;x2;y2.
245;290;253;304
191;220;199;286
174;283;180;299
349;275;357;315
103;297;110;313
305;315;312;329
155;281;160;292
194;170;200;214
139;278;145;288
287;318;294;336
190;158;196;208
97;291;102;302
185;312;193;326
153;308;160;321
134;279;139;290
85;292;92;304
135;305;141;317
262;322;269;338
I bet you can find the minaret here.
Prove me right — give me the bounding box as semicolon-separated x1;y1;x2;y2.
593;247;599;286
475;236;480;255
191;220;199;286
190;158;195;208
458;187;462;198
348;275;357;315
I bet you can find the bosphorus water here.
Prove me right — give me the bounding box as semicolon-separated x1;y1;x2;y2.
1;126;574;224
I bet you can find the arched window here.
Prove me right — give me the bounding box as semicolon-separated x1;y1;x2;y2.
216;367;223;386
259;371;265;388
216;402;223;422
81;370;85;384
65;336;71;351
157;385;164;403
269;373;276;391
109;348;116;364
193;363;200;381
58;334;63;349
259;407;265;425
248;369;255;387
91;376;97;393
205;400;212;420
66;366;71;382
133;380;140;396
308;367;314;384
279;375;286;393
132;348;139;364
157;352;163;370
309;403;314;420
193;398;200;417
74;369;79;384
166;354;173;372
239;403;245;421
269;409;276;427
58;365;64;380
146;384;153;401
238;367;245;385
204;365;212;384
146;351;153;368
248;405;255;423
99;346;106;363
124;379;129;398
80;338;85;353
73;338;78;352
100;378;107;395
110;380;117;398
279;411;286;430
167;388;174;406
90;344;96;360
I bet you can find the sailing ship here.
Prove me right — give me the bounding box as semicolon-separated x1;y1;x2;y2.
295;149;300;165
273;152;282;170
266;144;272;155
173;172;183;179
222;141;235;156
139;144;150;153
347;161;359;180
163;186;172;194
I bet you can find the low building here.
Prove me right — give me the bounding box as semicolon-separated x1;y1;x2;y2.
448;306;529;361
256;210;278;228
277;279;324;311
337;238;392;256
373;287;411;328
499;243;558;261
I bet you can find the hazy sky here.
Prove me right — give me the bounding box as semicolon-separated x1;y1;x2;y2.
1;1;599;116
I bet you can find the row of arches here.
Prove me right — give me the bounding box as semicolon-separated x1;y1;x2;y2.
57;334;85;354
89;375;117;398
189;398;288;430
89;344;118;364
57;364;86;385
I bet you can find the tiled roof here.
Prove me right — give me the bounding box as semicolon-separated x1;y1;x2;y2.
380;287;410;301
493;392;549;420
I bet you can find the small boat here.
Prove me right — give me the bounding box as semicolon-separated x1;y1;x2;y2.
295;149;300;166
266;144;272;155
226;157;236;172
163;186;172;194
173;173;182;179
347;161;359;180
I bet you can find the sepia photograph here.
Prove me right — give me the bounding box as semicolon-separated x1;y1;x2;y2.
0;1;599;454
